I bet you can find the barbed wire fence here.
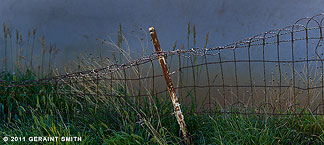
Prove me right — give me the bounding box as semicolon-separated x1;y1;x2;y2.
2;14;324;117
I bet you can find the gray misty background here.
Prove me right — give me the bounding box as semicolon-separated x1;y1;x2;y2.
1;0;324;68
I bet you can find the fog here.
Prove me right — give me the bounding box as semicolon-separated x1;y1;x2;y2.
1;0;324;67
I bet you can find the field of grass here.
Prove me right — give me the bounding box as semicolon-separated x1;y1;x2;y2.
1;70;324;144
1;24;324;145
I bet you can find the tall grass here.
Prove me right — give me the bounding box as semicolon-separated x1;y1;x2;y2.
1;24;58;79
1;24;324;144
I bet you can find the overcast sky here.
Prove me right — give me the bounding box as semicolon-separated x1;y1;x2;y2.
1;0;324;66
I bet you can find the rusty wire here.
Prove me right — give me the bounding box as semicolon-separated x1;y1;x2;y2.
3;14;324;115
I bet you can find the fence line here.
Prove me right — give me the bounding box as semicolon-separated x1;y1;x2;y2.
3;14;324;115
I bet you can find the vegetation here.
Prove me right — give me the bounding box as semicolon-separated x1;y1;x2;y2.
1;24;324;145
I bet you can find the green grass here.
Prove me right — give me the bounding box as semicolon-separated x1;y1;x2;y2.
2;24;324;145
1;71;324;145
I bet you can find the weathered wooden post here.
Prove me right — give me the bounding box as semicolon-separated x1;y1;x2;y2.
149;27;190;144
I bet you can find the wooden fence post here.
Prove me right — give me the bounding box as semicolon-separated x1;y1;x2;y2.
149;27;190;144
